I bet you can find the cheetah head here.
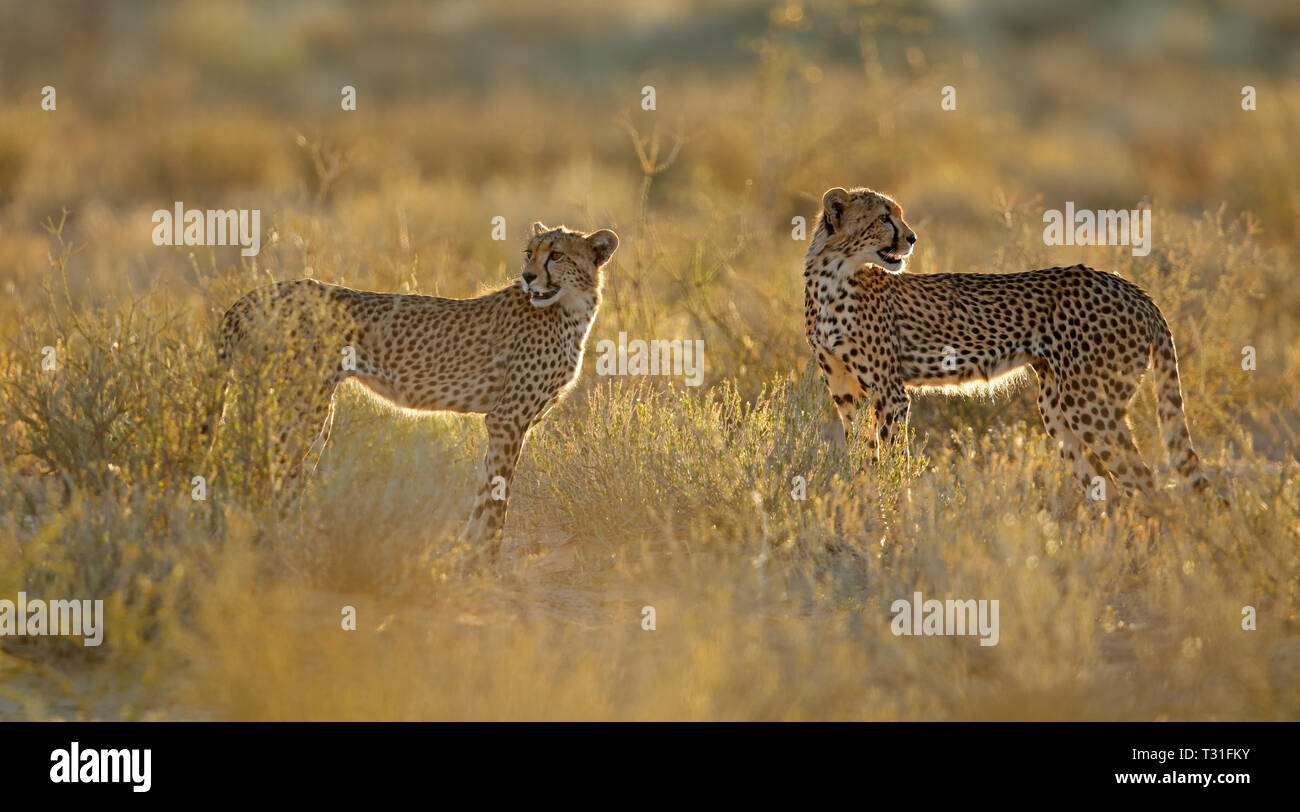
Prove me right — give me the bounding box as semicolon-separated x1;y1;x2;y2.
521;223;619;309
817;187;917;273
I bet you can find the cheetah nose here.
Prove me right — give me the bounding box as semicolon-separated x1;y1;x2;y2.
906;234;916;244
522;271;537;284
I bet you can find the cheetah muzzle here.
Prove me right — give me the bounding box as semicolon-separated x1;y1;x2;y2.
874;246;909;272
524;283;561;307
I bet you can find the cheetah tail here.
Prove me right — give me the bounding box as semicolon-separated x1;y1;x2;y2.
1149;314;1210;493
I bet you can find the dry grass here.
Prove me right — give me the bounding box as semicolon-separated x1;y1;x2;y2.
0;0;1297;720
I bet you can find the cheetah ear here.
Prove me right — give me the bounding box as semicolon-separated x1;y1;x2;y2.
822;187;850;234
586;229;619;266
531;221;548;236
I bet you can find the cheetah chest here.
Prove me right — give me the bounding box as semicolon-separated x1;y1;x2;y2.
811;281;873;358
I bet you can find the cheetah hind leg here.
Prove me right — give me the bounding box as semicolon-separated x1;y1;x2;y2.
269;380;341;521
1059;376;1157;503
1033;363;1109;496
1087;416;1157;499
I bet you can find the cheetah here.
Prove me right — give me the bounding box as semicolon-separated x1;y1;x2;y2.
209;222;618;553
804;186;1210;498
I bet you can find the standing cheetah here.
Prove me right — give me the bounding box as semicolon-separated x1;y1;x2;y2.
804;186;1209;497
210;222;618;553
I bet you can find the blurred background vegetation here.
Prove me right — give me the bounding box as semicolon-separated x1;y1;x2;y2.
0;0;1296;720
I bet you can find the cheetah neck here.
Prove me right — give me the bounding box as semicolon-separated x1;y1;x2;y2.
560;290;598;319
558;291;600;342
554;292;600;374
804;243;892;354
804;243;888;286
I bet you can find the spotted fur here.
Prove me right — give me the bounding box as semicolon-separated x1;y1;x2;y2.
804;186;1209;497
210;222;618;554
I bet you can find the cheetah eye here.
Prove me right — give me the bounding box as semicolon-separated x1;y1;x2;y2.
523;249;533;260
879;213;890;223
549;250;563;262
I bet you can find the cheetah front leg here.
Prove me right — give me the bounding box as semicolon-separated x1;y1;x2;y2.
462;412;527;558
871;384;911;465
817;351;862;452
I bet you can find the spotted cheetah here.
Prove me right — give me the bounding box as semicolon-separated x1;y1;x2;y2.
209;222;618;552
804;186;1209;498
